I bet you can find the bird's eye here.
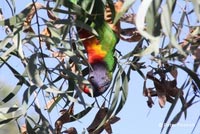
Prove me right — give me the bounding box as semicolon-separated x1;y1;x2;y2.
89;76;94;80
101;76;105;80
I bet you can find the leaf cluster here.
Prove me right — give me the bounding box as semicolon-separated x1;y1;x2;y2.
0;0;200;133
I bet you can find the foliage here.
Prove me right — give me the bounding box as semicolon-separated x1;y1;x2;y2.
0;0;200;133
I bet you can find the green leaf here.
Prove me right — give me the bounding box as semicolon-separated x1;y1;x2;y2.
134;36;160;56
0;36;13;51
27;53;43;87
0;27;24;60
54;19;98;36
146;0;162;36
1;82;22;105
191;0;200;21
135;0;161;56
0;3;34;26
107;64;129;116
0;58;30;105
161;0;186;56
41;85;65;94
115;68;128;115
0;107;23;124
22;86;37;105
25;117;36;134
14;31;24;59
56;0;93;21
0;118;14;126
166;111;182;133
0;105;19;114
136;0;153;39
34;104;54;133
109;69;121;115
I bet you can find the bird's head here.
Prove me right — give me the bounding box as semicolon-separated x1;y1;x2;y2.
83;62;112;97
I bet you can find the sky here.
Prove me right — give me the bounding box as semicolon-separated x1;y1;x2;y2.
0;0;200;134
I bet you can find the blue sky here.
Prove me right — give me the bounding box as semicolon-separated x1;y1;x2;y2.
0;0;200;134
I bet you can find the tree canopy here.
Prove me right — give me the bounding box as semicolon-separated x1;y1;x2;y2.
0;0;200;133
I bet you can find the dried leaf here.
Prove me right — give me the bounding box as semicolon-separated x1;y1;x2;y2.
194;47;200;60
23;3;44;33
25;3;44;24
104;1;123;34
143;88;157;97
147;98;154;108
108;116;120;124
143;88;156;108
121;28;137;36
44;96;59;110
55;103;74;134
55;111;70;134
104;122;112;134
181;27;199;50
170;67;178;79
40;27;51;49
158;94;166;108
146;70;154;79
52;51;66;62
87;107;108;133
87;103;120;134
120;28;142;42
23;25;35;33
105;116;120;133
145;68;183;108
120;34;142;42
62;127;78;134
68;103;74;115
121;13;136;24
180;27;200;64
21;124;27;134
47;1;58;21
41;27;51;38
153;77;164;93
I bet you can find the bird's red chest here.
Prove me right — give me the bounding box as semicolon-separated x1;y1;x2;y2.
82;37;107;64
78;28;107;64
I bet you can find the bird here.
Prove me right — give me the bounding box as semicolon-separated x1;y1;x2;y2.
74;0;121;97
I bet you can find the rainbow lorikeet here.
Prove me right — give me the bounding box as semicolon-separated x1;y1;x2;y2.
72;0;120;97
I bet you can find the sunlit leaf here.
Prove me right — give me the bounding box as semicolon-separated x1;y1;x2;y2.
146;0;162;36
115;66;128;115
0;106;23;125
161;0;186;56
0;58;30;104
191;0;200;21
135;0;161;56
113;0;136;25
